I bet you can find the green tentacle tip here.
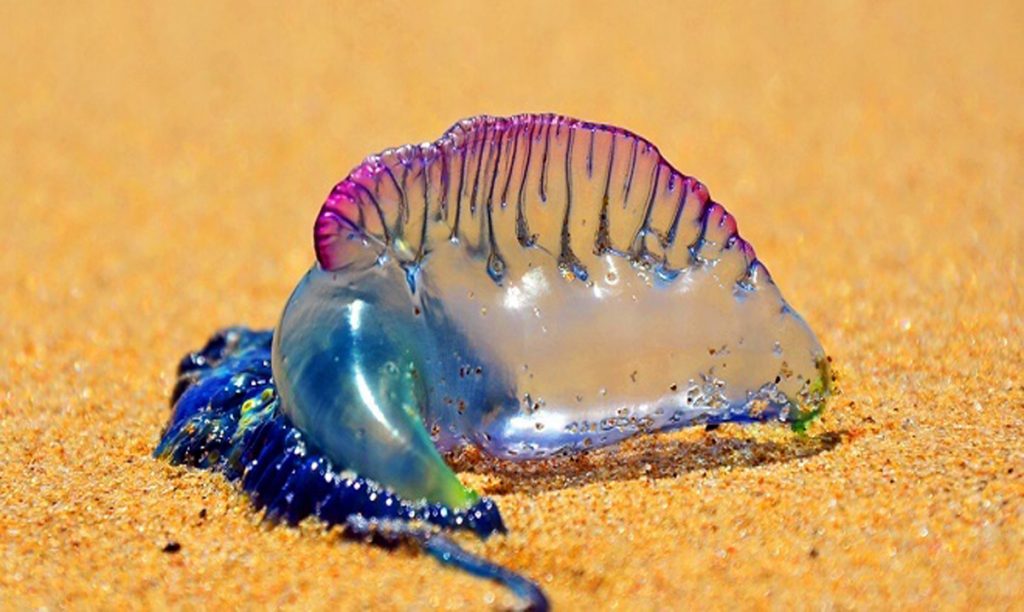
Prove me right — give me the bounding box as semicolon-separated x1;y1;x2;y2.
790;357;832;434
790;405;824;434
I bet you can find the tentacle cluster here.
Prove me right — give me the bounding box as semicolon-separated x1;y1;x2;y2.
156;327;504;536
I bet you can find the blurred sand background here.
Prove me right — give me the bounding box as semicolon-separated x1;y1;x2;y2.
1;1;1022;609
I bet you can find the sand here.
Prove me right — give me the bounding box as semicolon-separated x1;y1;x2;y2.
2;1;1022;609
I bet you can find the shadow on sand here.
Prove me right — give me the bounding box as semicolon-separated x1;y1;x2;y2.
449;429;844;496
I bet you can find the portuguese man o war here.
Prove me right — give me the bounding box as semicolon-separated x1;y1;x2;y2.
156;113;831;609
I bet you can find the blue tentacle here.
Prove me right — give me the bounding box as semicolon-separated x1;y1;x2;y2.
345;515;549;612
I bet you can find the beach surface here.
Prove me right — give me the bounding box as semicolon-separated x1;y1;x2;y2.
2;2;1022;609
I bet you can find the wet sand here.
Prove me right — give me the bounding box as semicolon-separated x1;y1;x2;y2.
2;2;1022;609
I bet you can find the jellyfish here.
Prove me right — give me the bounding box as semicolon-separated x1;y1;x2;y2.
157;114;831;610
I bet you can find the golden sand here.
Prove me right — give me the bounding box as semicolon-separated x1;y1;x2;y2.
2;2;1022;609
